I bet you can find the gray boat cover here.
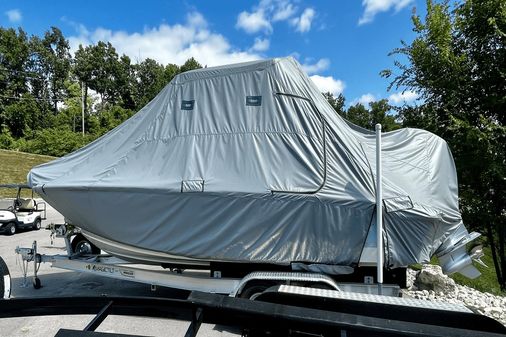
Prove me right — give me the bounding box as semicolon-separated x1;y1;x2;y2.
28;57;468;270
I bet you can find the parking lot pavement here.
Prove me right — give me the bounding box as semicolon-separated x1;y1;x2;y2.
0;199;239;337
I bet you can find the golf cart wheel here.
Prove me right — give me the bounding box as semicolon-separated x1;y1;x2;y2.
32;218;41;230
6;222;16;236
71;234;100;255
0;256;11;298
33;277;41;289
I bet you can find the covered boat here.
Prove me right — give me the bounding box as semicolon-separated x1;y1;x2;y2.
28;57;478;277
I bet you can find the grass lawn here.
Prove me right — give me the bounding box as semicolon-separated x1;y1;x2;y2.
0;149;55;198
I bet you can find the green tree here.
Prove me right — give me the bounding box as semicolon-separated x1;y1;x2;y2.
88;41;120;106
36;27;71;113
74;41;121;113
99;105;134;133
383;0;506;288
180;57;202;73
0;28;32;137
345;100;400;132
3;100;28;138
134;58;167;108
347;103;371;129
73;44;94;115
369;99;400;131
323;92;346;117
0;27;30;97
164;63;180;83
57;80;93;133
116;55;136;109
27;35;52;118
3;94;41;138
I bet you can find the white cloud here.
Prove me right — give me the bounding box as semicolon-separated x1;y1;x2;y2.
310;75;345;96
352;93;377;106
5;9;22;23
236;10;272;34
302;58;330;75
67;12;261;67
250;37;270;52
272;2;297;21
358;0;413;25
236;1;313;34
61;16;89;36
186;11;207;27
388;90;418;104
291;8;315;33
289;51;301;59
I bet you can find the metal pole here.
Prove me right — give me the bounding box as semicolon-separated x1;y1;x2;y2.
81;82;85;136
375;123;383;295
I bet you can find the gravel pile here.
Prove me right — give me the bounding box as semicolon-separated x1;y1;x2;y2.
406;265;506;326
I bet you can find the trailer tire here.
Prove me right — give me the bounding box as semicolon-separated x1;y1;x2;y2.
6;222;16;236
32;218;41;230
71;234;100;255
239;282;272;300
0;256;11;298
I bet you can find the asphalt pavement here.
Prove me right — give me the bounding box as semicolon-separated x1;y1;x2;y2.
0;199;240;337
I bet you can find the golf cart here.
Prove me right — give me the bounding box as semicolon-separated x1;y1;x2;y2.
0;184;46;235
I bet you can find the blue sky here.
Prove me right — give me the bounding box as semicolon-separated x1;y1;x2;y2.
0;0;424;106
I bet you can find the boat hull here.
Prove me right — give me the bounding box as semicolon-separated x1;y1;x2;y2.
82;229;211;267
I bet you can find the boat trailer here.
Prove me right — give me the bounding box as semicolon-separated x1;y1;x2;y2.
15;238;402;297
9;239;506;336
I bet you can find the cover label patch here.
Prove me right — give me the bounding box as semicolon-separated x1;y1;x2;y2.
181;100;195;110
246;96;262;106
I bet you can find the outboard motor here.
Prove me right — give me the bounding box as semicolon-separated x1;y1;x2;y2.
436;225;485;279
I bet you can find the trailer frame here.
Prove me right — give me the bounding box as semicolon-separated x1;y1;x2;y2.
1;292;506;337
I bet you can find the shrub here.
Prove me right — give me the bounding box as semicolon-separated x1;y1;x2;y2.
0;130;14;149
16;128;97;157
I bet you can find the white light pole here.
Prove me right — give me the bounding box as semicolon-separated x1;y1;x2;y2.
376;123;383;295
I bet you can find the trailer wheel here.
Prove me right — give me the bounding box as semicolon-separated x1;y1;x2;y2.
32;218;41;230
241;286;267;300
32;277;41;289
239;282;273;300
0;256;11;298
6;222;16;236
71;234;100;255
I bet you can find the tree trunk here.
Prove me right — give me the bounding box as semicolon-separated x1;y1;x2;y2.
499;222;505;290
52;80;58;114
487;222;504;288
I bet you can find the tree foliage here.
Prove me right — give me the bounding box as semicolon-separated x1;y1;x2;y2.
383;0;506;288
323;92;346;117
324;93;400;132
0;26;206;157
0;28;30;97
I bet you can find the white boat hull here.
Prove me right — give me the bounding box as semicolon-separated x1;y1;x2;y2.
82;230;210;267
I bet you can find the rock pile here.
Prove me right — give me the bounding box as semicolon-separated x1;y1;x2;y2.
406;265;506;326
